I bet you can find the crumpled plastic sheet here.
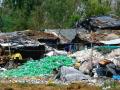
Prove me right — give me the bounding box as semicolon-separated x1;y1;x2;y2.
107;49;120;58
0;56;74;78
106;49;120;66
70;49;104;64
60;66;91;82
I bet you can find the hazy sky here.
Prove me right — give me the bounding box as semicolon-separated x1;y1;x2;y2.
0;0;3;7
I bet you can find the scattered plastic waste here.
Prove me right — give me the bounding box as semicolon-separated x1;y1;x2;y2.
0;56;74;77
112;75;120;80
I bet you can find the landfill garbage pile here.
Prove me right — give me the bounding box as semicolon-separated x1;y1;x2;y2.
106;49;120;66
0;56;74;77
79;60;93;74
69;49;104;74
70;49;104;65
107;48;120;58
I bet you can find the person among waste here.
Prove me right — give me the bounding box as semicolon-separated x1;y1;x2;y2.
96;59;118;77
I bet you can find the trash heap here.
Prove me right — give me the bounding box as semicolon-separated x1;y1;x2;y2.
70;49;104;64
107;49;120;58
106;49;120;66
0;56;74;77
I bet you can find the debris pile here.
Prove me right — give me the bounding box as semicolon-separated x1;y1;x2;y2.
70;49;104;64
0;29;119;89
0;56;74;77
107;49;120;58
106;49;120;66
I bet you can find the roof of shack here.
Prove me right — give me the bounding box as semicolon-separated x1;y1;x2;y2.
45;29;85;43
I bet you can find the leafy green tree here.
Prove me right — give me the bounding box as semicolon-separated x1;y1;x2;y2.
80;0;111;18
0;7;4;32
43;0;79;28
2;0;46;31
0;0;119;32
0;17;3;32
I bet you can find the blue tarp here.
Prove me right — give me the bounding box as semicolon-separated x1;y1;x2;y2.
112;75;120;80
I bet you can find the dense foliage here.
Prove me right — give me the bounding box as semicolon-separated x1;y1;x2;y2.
0;0;120;32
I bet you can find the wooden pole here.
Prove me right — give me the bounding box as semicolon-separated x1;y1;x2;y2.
90;30;93;65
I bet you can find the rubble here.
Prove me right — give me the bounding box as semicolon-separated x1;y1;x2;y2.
0;29;120;90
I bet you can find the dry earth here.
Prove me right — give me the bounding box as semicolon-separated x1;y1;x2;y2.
0;83;101;90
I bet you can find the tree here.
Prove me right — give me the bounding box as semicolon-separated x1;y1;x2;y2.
0;16;3;32
44;0;79;28
2;0;46;31
80;0;111;18
0;0;118;32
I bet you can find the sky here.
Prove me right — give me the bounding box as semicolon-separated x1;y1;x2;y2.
0;0;3;7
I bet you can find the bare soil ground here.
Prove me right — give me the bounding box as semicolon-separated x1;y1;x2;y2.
0;83;101;90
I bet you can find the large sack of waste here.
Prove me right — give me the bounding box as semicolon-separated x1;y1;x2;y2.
106;49;120;66
60;66;90;82
0;56;74;77
70;49;104;65
79;60;93;74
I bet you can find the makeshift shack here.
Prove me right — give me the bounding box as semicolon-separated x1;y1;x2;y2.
10;45;45;60
71;32;106;50
0;31;46;60
72;31;120;50
24;30;61;48
45;29;84;51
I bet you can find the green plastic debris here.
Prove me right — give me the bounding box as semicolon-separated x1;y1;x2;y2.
0;56;74;77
